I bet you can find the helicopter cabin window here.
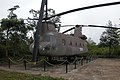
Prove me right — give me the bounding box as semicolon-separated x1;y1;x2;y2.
45;35;50;42
70;41;72;46
83;44;84;47
79;43;81;47
62;39;66;46
82;44;84;47
75;43;77;46
47;25;49;30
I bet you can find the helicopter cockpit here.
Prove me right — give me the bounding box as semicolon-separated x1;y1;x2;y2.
41;33;56;50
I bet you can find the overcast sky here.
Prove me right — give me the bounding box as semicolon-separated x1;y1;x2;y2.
0;0;120;43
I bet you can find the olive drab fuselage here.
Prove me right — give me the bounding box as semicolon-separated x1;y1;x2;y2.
30;22;88;56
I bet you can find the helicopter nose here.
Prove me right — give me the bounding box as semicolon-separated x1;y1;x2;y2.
29;42;50;53
42;45;50;51
39;42;50;50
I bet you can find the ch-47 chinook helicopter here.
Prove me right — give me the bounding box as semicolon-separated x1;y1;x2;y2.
30;0;120;63
30;22;88;56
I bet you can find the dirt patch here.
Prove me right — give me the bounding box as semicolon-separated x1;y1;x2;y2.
1;58;120;80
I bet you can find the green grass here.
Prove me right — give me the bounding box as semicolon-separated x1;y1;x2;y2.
0;70;64;80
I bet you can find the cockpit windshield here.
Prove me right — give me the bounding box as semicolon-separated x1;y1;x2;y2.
44;33;56;49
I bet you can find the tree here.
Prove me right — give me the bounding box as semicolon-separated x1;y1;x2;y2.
87;38;96;45
45;8;61;24
7;5;20;19
87;38;110;57
99;20;119;55
28;8;61;32
87;38;97;55
0;6;34;59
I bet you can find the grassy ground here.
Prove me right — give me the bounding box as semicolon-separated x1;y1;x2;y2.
0;70;64;80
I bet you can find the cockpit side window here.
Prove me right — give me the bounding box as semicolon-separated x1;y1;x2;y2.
62;39;66;46
70;41;72;46
75;42;77;46
44;35;50;42
79;43;81;47
44;33;56;49
50;35;56;49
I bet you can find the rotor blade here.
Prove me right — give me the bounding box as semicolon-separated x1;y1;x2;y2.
82;25;120;29
59;24;120;29
62;27;75;34
32;0;46;63
44;1;120;20
59;25;75;27
61;24;120;34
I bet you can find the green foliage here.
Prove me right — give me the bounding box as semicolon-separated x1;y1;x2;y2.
99;20;119;47
87;38;97;55
46;8;61;24
29;8;61;24
87;37;120;58
28;8;61;31
0;70;64;80
0;8;34;60
98;20;120;57
0;18;32;57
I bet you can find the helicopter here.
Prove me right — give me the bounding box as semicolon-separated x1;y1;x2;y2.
29;22;88;57
30;0;120;63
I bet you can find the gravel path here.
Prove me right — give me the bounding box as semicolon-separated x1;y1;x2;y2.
0;58;120;80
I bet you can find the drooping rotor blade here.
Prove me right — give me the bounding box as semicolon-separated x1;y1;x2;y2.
81;25;120;29
29;1;120;21
59;25;75;27
60;24;120;29
62;24;120;34
32;0;47;63
44;1;120;20
62;27;75;34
